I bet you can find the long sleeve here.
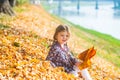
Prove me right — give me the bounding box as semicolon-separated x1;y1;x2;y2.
46;44;69;67
69;53;78;65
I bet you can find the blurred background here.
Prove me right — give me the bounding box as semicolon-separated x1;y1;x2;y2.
30;0;120;40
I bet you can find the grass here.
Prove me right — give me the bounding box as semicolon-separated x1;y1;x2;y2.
13;4;30;13
0;24;10;29
74;25;120;67
77;26;120;45
0;14;12;22
17;0;29;5
73;24;120;66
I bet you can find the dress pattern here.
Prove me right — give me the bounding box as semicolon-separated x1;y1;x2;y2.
46;41;77;73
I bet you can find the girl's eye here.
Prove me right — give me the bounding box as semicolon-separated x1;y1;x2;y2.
61;35;68;37
61;35;64;37
60;35;69;37
66;35;69;37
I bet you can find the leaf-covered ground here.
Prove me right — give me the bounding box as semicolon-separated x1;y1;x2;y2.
0;4;120;80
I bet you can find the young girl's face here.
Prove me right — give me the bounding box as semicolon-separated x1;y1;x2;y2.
56;31;69;45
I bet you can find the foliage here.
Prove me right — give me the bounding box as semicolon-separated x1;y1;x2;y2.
13;42;20;47
0;4;120;80
0;14;12;22
78;47;96;70
0;24;10;29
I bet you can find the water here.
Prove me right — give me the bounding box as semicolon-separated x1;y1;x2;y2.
49;1;120;40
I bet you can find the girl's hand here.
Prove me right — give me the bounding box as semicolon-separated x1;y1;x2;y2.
75;62;82;67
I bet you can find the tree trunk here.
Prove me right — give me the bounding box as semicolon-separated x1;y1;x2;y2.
0;0;15;16
9;0;16;7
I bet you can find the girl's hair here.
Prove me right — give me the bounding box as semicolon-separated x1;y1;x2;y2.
53;24;70;40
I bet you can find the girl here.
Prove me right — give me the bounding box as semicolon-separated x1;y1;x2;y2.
46;24;92;80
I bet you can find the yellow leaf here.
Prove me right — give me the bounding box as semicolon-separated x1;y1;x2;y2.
78;47;96;70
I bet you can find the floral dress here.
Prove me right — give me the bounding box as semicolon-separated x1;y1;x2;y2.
46;41;78;73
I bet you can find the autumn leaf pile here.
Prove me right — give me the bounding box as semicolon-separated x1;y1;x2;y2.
0;4;120;80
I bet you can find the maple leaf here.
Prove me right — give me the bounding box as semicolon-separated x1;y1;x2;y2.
78;47;96;70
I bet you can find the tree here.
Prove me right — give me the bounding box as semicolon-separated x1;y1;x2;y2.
0;0;16;16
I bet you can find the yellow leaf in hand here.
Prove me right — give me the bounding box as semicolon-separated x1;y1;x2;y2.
78;47;96;70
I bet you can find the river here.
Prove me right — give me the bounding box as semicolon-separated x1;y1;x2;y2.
48;1;120;40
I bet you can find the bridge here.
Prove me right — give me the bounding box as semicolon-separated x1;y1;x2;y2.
30;0;120;9
113;0;120;9
30;0;120;15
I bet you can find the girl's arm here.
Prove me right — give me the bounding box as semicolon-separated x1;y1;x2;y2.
46;47;68;67
69;53;79;65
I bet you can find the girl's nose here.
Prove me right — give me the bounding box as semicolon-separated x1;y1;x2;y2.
64;36;67;39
